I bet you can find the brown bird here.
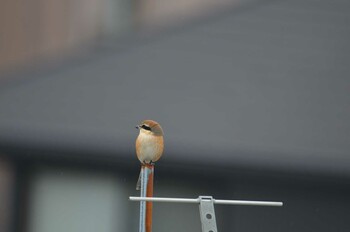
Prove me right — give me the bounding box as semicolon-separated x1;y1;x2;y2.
135;120;164;190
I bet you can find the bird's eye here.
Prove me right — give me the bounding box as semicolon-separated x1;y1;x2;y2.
141;125;151;131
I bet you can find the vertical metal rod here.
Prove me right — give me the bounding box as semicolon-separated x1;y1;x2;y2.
139;164;154;232
145;165;154;232
139;166;147;232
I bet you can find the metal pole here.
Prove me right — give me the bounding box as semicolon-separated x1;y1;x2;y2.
130;196;283;207
138;164;154;232
138;166;147;232
145;165;154;232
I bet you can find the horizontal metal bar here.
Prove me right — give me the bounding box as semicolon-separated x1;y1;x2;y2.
131;196;198;204
129;196;283;207
215;199;283;206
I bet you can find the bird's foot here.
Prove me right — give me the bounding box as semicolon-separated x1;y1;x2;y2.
141;160;154;166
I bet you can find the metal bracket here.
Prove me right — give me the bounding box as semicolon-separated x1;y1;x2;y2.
199;196;218;232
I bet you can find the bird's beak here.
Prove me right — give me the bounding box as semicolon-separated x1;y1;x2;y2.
135;125;140;129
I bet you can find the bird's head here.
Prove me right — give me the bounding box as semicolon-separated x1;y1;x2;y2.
136;120;163;136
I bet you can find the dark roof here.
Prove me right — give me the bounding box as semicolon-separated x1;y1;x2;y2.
0;0;350;176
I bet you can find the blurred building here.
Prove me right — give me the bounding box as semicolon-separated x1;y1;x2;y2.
0;0;240;74
1;0;350;232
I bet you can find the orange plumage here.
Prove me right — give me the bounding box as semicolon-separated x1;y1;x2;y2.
135;120;164;190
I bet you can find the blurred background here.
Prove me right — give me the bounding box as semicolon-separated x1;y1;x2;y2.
1;0;350;231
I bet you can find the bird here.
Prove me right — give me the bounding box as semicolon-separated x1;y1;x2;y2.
135;119;164;190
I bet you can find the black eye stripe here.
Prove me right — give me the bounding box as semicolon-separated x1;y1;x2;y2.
141;125;151;131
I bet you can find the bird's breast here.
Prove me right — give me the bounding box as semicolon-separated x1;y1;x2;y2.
136;133;164;163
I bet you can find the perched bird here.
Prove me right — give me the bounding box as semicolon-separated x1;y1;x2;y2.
135;120;164;190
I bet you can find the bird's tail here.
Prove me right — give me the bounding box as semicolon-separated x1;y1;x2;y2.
136;168;141;190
